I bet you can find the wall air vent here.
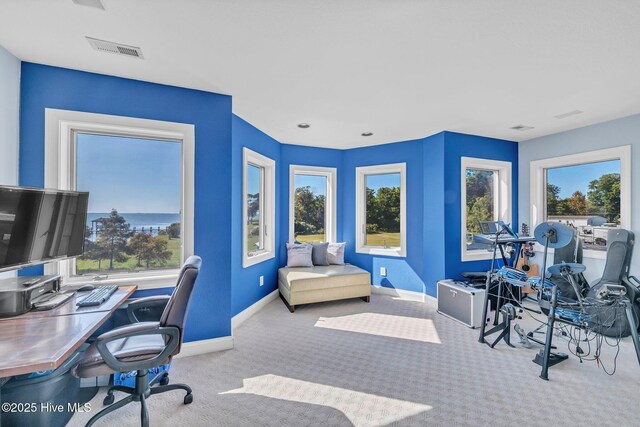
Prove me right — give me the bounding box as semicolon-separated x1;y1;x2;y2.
510;124;534;131
86;37;144;59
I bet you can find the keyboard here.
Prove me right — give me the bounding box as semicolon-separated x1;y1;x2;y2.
77;285;118;307
473;234;537;245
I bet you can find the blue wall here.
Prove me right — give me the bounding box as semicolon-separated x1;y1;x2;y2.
443;131;519;279
422;132;447;293
229;128;520;300
230;118;345;316
19;63;233;342
16;62;520;338
343;139;428;294
341;132;518;296
231;116;282;316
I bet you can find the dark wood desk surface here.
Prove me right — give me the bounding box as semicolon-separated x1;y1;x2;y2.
0;286;137;320
0;285;136;378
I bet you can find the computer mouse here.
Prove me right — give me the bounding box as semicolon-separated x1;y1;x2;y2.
77;284;95;292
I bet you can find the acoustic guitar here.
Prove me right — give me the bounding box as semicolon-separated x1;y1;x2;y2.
516;223;539;294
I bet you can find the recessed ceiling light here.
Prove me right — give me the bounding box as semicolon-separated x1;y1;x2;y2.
361;132;373;137
72;0;105;10
510;125;534;131
554;110;584;119
297;123;310;129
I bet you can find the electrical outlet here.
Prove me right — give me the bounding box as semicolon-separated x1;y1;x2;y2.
380;267;387;277
259;275;264;286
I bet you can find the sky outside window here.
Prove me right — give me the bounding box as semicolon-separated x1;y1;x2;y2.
546;160;620;198
76;133;181;214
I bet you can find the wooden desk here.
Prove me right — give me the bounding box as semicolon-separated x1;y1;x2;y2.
0;285;136;377
0;286;136;320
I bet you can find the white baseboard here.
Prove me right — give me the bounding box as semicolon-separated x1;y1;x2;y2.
371;285;436;304
176;290;278;358
232;289;279;331
176;335;234;359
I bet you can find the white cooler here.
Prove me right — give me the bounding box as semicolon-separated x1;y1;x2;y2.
437;279;486;328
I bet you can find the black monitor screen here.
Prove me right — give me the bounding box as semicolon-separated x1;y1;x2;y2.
478;220;517;237
479;221;499;234
0;186;89;272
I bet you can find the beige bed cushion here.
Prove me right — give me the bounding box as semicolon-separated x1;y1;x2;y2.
279;283;371;306
278;264;371;292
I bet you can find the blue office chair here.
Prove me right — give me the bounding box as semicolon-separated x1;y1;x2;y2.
73;256;201;427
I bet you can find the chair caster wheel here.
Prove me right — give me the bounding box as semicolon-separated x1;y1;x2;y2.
160;375;169;386
184;393;193;405
103;394;115;406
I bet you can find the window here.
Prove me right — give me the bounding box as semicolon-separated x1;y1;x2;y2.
44;109;194;289
243;148;275;267
289;165;337;243
530;146;631;257
76;134;182;274
461;157;512;262
355;163;406;257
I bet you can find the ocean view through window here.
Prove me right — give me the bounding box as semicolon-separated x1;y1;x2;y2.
75;133;182;275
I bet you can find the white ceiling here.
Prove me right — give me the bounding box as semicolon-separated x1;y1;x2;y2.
1;0;640;149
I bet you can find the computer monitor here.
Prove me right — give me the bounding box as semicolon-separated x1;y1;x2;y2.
0;186;89;272
478;220;517;238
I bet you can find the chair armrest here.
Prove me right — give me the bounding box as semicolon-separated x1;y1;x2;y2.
126;295;171;323
95;322;180;372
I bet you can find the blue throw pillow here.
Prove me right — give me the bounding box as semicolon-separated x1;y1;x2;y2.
311;242;329;266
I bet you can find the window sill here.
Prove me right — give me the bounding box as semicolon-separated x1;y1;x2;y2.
356;246;406;258
461;250;494;262
533;244;607;261
65;270;179;290
243;251;275;268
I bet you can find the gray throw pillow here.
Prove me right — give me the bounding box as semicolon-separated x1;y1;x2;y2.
327;242;346;265
311;242;330;266
286;243;313;267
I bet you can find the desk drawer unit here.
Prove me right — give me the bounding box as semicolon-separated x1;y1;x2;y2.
437;280;486;328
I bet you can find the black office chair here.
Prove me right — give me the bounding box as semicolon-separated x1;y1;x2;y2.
547;228;588;300
73;255;202;427
584;229;638;337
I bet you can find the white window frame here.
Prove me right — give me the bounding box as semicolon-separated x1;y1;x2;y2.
530;145;631;260
355;163;406;257
289;165;337;243
242;148;276;268
461;157;512;262
44;109;194;290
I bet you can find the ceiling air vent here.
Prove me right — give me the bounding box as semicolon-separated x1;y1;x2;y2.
86;37;144;59
72;0;105;10
510;124;534;131
554;110;584;119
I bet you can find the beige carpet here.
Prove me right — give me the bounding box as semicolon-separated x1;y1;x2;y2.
69;292;639;426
